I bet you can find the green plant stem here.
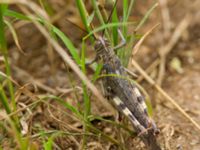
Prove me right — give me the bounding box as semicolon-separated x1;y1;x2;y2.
76;0;94;42
0;84;11;113
75;0;91;33
112;5;119;46
0;5;16;112
122;0;128;35
0;5;27;149
127;0;135;21
81;41;90;149
91;0;110;38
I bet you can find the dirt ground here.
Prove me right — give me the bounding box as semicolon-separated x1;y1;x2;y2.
2;0;200;150
134;0;200;149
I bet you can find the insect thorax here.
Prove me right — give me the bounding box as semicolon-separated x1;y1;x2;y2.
94;38;115;62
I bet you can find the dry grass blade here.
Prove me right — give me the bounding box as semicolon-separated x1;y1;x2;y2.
0;0;49;20
131;59;200;131
137;59;160;83
0;71;19;86
4;20;25;54
125;68;138;78
132;23;160;55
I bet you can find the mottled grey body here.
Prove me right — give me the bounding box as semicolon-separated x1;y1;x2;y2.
94;37;161;150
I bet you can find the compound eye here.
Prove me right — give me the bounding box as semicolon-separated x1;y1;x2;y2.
94;40;101;50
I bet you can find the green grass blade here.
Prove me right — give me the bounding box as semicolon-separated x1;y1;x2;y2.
80;41;86;74
39;0;54;16
122;0;128;35
4;10;43;25
4;20;23;53
123;0;128;22
119;0;134;66
122;0;135;37
80;41;90;117
0;4;8;14
75;0;92;33
91;0;105;25
92;64;103;83
4;11;80;66
0;5;7;51
0;5;16;111
111;5;119;46
127;0;135;20
51;26;81;65
4;10;31;21
87;11;95;27
80;41;90;149
82;83;90;149
84;21;135;40
0;84;11;114
83;86;90;118
91;0;110;38
135;2;158;31
0;6;25;146
43;137;53;150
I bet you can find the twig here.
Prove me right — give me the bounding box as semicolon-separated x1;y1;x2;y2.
127;23;160;84
137;59;160;83
125;68;138;78
132;23;160;55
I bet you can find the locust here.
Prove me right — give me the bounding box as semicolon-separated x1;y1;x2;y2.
89;30;161;150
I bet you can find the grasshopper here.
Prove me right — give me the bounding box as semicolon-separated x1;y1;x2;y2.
89;29;161;150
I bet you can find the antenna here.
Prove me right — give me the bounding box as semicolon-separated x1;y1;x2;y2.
101;0;119;37
65;18;98;40
65;18;88;33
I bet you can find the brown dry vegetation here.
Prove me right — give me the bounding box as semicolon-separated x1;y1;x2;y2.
0;0;200;150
